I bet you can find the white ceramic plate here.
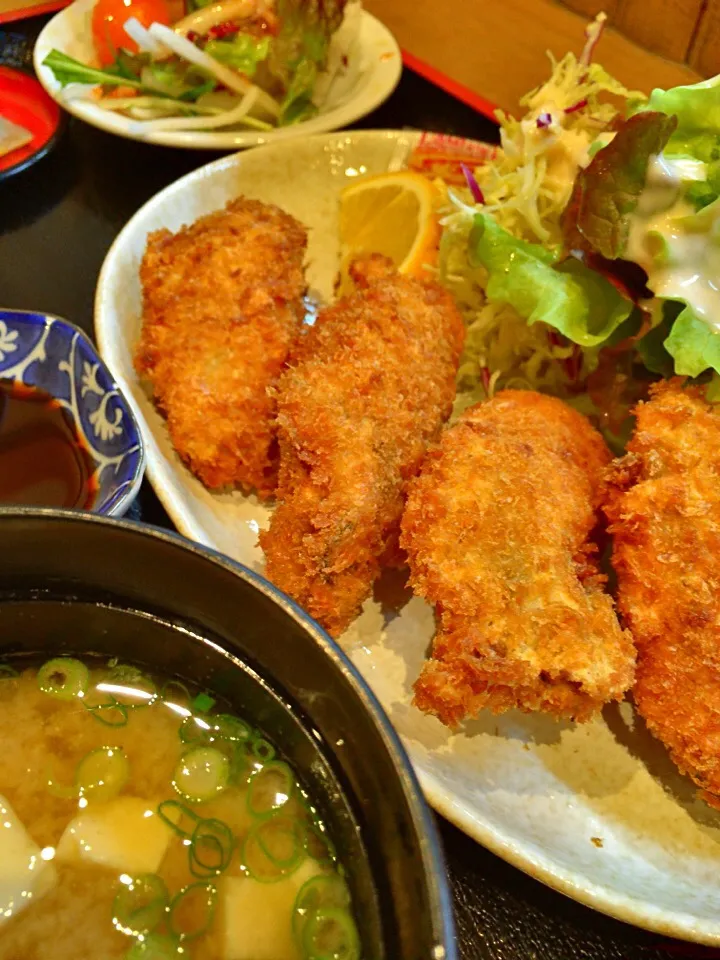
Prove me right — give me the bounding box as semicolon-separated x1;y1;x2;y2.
33;0;401;150
95;130;720;945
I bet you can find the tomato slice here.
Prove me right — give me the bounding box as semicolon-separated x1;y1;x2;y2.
91;0;172;66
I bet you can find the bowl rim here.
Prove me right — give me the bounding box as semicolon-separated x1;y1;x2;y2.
32;3;403;151
0;308;146;516
0;70;66;185
0;505;458;958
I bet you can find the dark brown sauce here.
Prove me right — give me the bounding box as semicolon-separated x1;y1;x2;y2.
0;380;97;508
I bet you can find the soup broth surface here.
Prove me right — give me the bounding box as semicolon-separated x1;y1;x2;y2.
0;659;359;960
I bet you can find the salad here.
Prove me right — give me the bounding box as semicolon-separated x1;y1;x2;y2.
441;13;720;446
41;0;360;131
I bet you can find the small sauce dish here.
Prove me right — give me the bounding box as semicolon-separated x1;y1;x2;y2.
0;309;144;515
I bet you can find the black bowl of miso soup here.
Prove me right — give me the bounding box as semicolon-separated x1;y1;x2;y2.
0;508;456;960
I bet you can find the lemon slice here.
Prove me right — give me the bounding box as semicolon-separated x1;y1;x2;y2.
337;171;441;295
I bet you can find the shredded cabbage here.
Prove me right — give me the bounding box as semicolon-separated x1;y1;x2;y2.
478;51;643;245
439;14;644;407
440;216;597;411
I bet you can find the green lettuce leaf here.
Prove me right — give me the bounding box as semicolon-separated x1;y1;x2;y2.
562;111;677;259
470;213;634;347
635;308;675;376
644;76;720;164
685;175;720;210
42;49;144;89
42;49;212;101
664;305;720;376
266;0;346;103
676;192;720;233
203;35;270;75
278;56;319;125
628;196;720;378
578;76;720;378
632;76;720;209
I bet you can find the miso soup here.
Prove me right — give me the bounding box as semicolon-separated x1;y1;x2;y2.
0;657;360;960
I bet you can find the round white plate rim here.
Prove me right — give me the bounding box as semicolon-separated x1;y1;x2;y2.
95;129;720;946
33;2;401;150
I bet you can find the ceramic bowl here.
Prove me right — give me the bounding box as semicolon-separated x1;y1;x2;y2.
0;507;456;959
0;309;144;515
94;130;720;945
33;0;402;151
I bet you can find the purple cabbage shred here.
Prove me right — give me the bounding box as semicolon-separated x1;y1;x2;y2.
565;98;588;115
461;163;484;204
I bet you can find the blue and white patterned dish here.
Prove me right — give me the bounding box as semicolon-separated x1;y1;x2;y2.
0;309;144;515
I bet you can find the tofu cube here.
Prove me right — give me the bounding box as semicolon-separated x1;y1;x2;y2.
221;858;322;960
56;796;176;875
0;794;57;928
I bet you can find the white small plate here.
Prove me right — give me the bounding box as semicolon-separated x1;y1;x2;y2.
95;130;720;945
33;0;401;150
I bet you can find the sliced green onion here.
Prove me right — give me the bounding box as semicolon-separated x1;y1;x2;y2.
124;932;185;958
247;761;295;818
229;743;252;785
189;817;234;879
107;663;150;685
179;714;213;744
256;817;305;868
44;762;78;800
173;746;230;802
0;664;18;680
38;658;89;701
251;736;276;762
161;679;191;704
191;692;215;713
157;799;201;838
212;714;251;743
84;695;129;727
99;664;157;708
76;747;130;803
113;873;168;936
293;875;351;946
179;712;251;745
241;815;305;882
167;881;217;941
302;906;361;960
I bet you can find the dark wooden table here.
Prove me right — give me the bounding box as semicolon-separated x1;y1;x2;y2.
0;17;714;960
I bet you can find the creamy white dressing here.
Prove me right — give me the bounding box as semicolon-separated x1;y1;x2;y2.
515;103;597;207
627;154;720;331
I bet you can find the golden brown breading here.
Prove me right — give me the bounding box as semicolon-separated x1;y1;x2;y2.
135;197;307;497
259;255;465;637
603;379;720;806
402;390;635;727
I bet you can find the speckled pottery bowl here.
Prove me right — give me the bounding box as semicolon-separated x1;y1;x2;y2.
95;130;720;945
0;309;144;515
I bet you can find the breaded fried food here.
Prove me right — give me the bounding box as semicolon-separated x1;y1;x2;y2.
603;380;720;806
259;254;465;637
402;390;635;727
135;197;307;497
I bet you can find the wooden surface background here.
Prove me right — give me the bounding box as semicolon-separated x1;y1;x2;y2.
364;0;706;116
564;0;720;76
